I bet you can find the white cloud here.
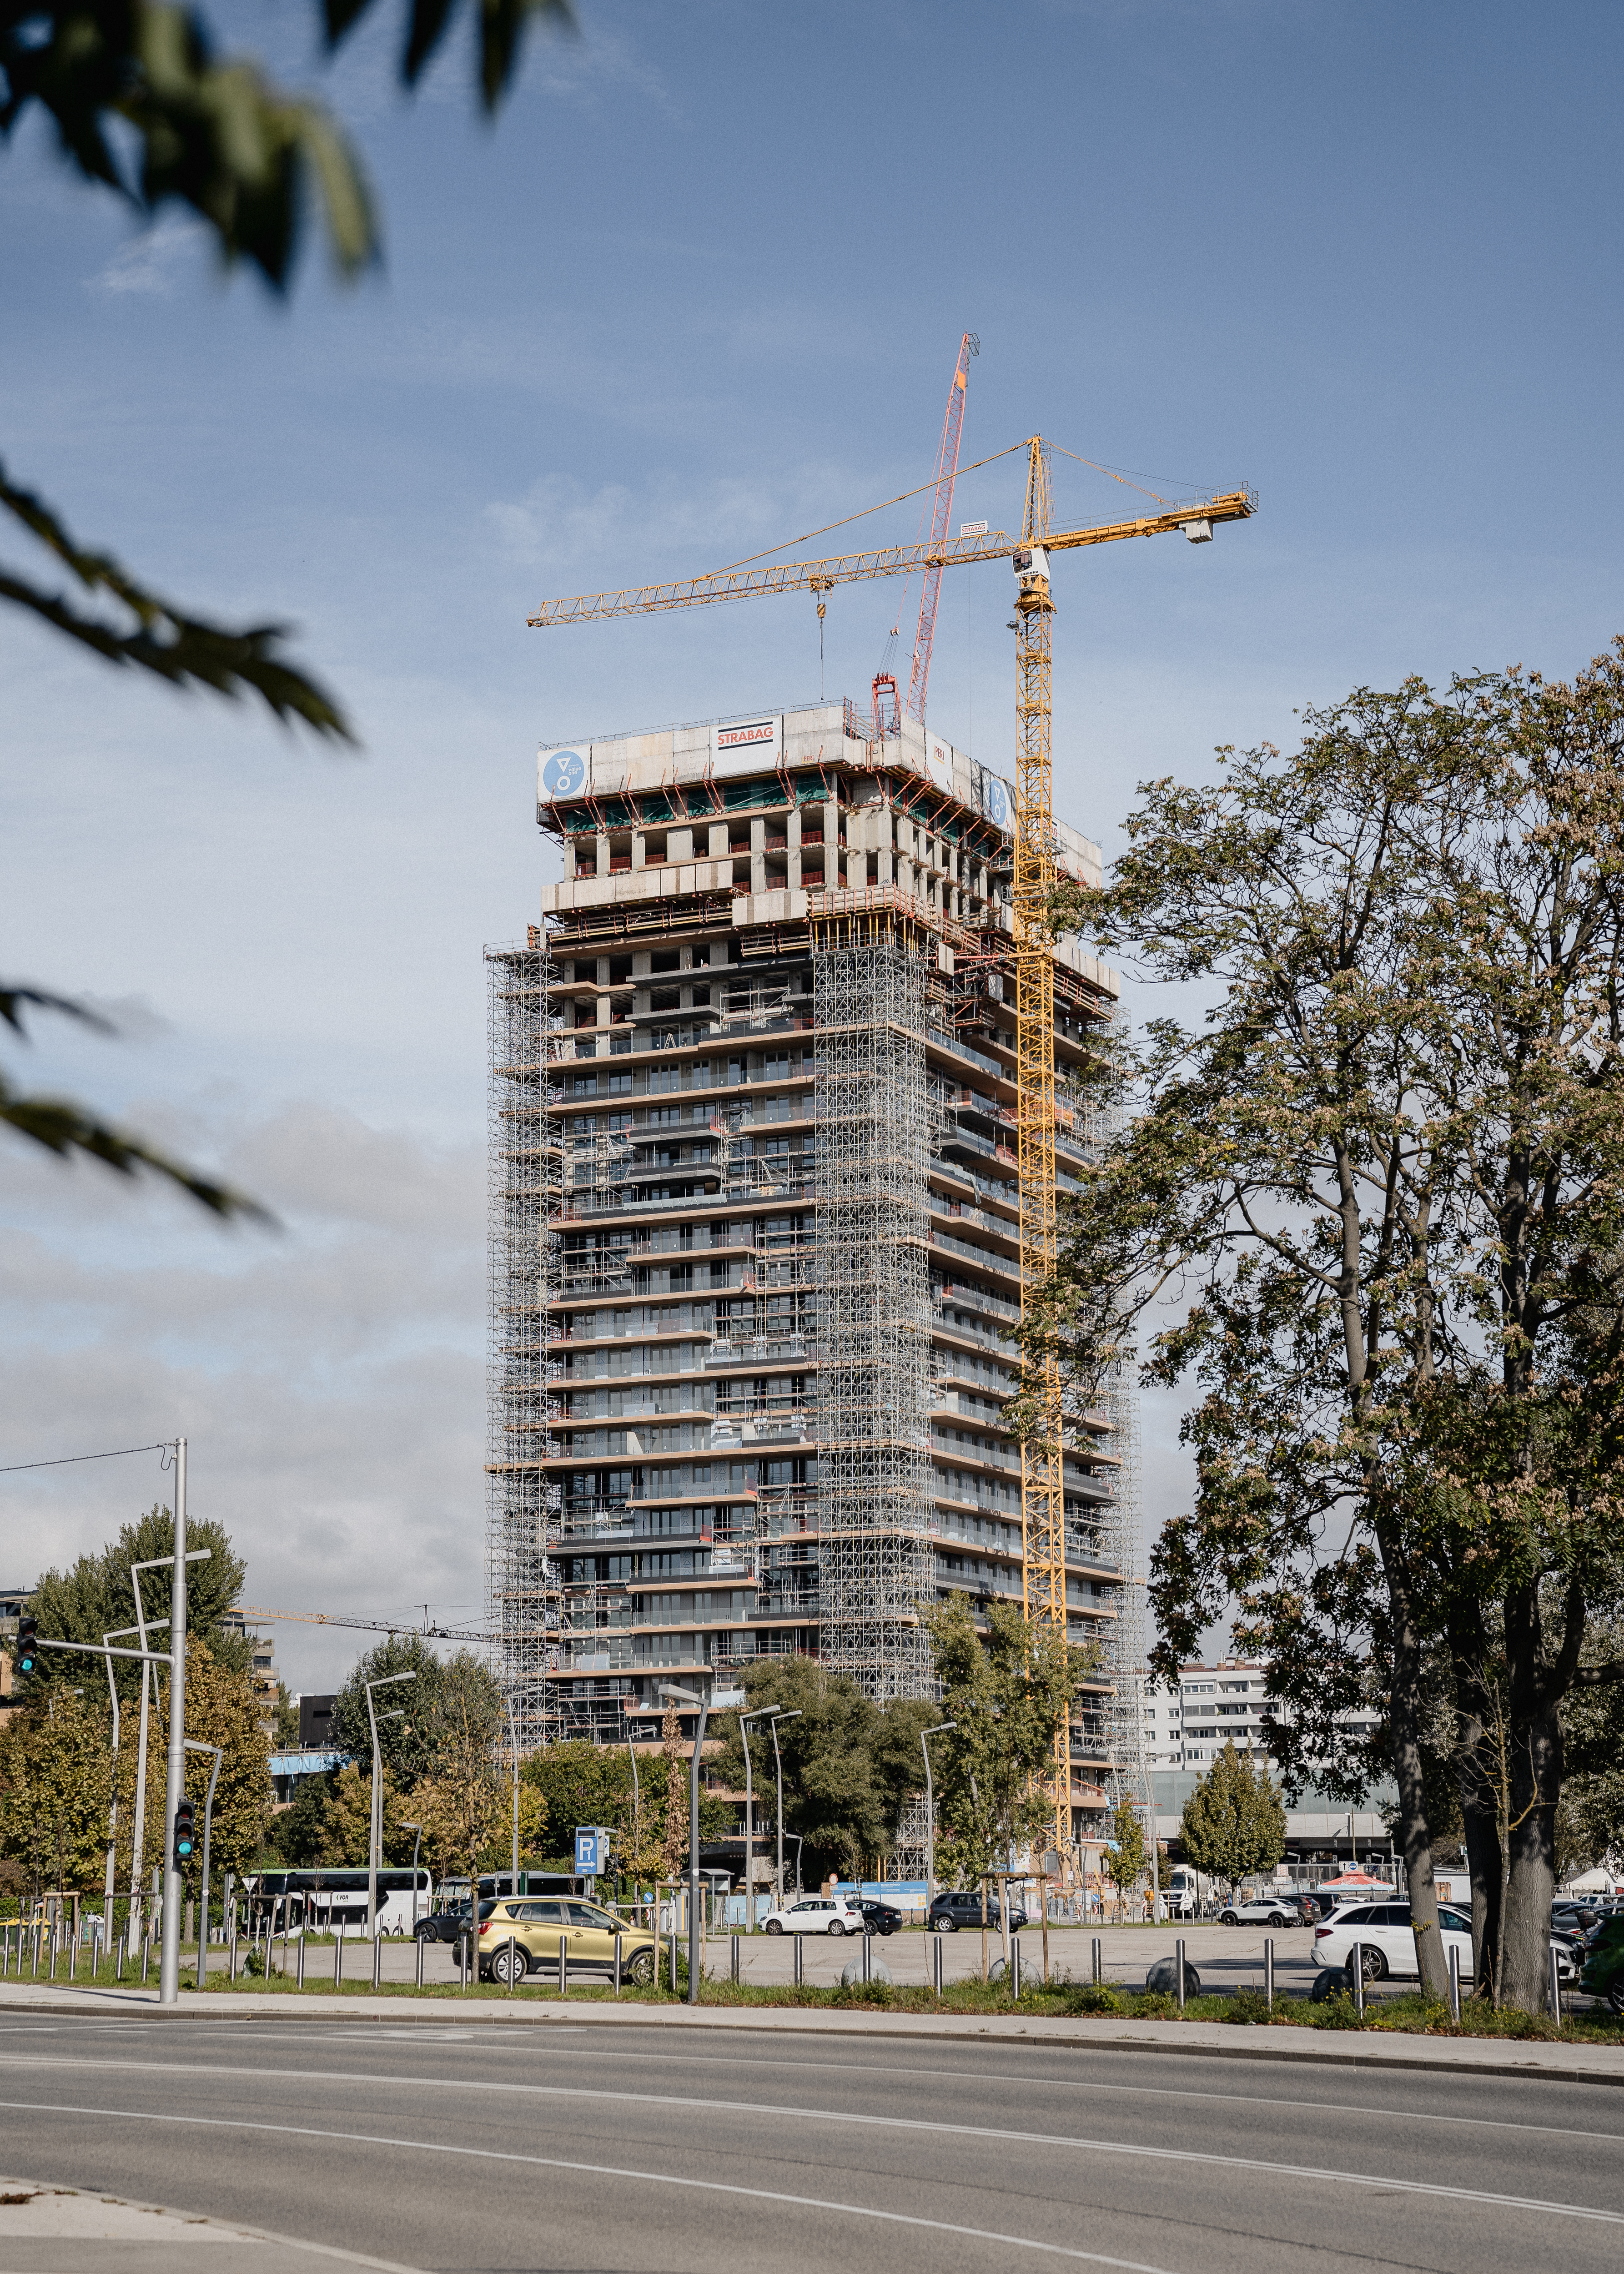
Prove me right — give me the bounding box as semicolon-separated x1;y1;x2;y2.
91;218;211;298
0;1099;488;1694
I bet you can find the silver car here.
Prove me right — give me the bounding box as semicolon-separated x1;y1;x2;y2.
1218;1896;1301;1927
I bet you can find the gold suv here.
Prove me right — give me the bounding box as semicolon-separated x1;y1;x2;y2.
476;1896;658;1987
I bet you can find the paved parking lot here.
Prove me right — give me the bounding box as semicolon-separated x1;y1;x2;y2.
224;1919;1327;1995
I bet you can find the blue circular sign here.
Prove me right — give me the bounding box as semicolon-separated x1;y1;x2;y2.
983;775;1008;827
542;748;586;796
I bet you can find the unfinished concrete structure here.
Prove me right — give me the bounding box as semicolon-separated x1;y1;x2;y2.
487;699;1136;1857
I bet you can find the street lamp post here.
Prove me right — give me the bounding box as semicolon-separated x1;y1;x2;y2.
920;1722;956;1902
400;1822;423;1928
767;1709;800;1904
737;1706;777;1927
659;1682;709;2004
364;1672;416;1936
183;1738;221;1986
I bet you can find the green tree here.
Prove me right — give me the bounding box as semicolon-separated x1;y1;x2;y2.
709;1658;907;1886
922;1596;1092;1888
24;1504;248;1701
1048;654;1624;2010
2;0;572;1208
1177;1745;1286;1898
0;1690;114;1900
1103;1795;1148;1913
329;1634;445;1790
266;1773;334;1867
521;1741;629;1856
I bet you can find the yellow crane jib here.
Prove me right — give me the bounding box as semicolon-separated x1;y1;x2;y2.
525;491;1256;627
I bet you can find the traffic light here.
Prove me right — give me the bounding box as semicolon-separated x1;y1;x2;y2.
15;1614;36;1677
173;1800;196;1869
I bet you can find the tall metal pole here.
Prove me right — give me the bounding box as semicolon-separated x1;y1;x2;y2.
661;1682;708;2005
101;1635;121;1949
921;1721;955;1902
738;1707;776;1925
185;1739;221;1987
128;1583;154;1949
157;1437;187;2006
508;1694;519;1897
364;1675;413;1934
765;1709;799;1906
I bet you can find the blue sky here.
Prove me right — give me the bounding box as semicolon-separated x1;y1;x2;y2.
4;0;1621;1689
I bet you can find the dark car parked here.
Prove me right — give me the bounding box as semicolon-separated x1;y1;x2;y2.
853;1897;903;1937
927;1889;1028;1933
415;1902;472;1944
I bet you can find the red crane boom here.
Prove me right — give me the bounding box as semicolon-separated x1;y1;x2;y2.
905;330;978;724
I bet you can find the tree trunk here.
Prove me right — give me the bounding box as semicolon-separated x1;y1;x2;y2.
1450;1622;1502;2002
1500;1575;1565;2015
1378;1548;1452;2002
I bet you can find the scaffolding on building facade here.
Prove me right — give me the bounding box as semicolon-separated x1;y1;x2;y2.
811;927;937;1705
485;936;563;1751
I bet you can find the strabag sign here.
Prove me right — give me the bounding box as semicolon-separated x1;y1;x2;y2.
712;715;781;773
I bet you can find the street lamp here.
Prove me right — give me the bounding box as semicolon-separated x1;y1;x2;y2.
659;1681;709;2004
364;1672;416;1936
737;1706;778;1927
920;1722;956;1902
183;1738;222;1986
400;1822;423;1929
767;1708;801;1904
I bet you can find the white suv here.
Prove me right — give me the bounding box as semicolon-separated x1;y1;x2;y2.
761;1896;863;1937
1313;1900;1474;1981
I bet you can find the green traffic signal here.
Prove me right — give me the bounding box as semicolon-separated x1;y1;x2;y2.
173;1800;196;1867
15;1614;36;1676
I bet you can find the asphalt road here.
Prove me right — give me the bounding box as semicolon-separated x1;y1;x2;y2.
0;2012;1620;2273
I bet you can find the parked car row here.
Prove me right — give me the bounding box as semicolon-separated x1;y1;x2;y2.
1312;1899;1583;1987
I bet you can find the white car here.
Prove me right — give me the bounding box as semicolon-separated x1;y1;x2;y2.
1315;1898;1578;1984
1313;1900;1473;1981
761;1896;863;1937
1217;1897;1303;1927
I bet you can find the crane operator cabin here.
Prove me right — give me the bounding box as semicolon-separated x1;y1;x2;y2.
486;698;1131;1868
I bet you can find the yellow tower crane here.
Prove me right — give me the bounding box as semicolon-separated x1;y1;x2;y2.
528;451;1255;1854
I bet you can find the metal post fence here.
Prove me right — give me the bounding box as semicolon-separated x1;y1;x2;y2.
1011;1936;1021;1998
613;1933;623;1996
1175;1938;1186;2014
930;1935;944;1996
335;1934;343;1990
372;1936;382;1991
297;1936;307;1989
1448;1942;1461;2022
558;1934;568;1996
1351;1942;1365;2018
731;1934;741;1984
1264;1937;1274;2010
1092;1937;1102;1985
794;1935;804;1987
1549;1944;1563;2025
414;1934;424;1988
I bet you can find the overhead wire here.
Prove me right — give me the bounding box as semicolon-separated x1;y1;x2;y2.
0;1442;170;1475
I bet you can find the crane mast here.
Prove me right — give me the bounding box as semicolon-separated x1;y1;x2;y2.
1012;438;1069;1849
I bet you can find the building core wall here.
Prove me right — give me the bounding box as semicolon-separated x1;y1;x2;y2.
487;701;1130;1846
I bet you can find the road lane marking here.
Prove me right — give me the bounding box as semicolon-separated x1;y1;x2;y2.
13;2027;1624;2161
0;2065;1619;2226
0;2103;1177;2274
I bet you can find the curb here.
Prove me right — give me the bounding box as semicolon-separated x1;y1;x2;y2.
3;1982;1621;2086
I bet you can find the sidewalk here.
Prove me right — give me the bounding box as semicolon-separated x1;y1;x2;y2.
3;1977;1620;2086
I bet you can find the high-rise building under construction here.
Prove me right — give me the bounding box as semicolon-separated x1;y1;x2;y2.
487;698;1136;1860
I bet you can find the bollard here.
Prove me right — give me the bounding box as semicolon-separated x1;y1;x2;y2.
794;1934;804;1988
1091;1936;1102;1986
413;1933;423;1989
861;1930;871;1984
731;1932;741;1985
70;1935;78;1982
459;1932;468;1990
558;1934;568;1996
372;1935;382;1991
1448;1942;1461;2023
930;1934;942;1997
141;1935;150;1984
335;1933;344;1990
1351;1942;1364;2018
1175;1937;1186;2014
1549;1943;1563;2025
506;1935;521;1994
669;1921;678;1995
1011;1936;1021;1999
613;1933;623;1996
1264;1937;1274;2011
298;1935;307;1990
